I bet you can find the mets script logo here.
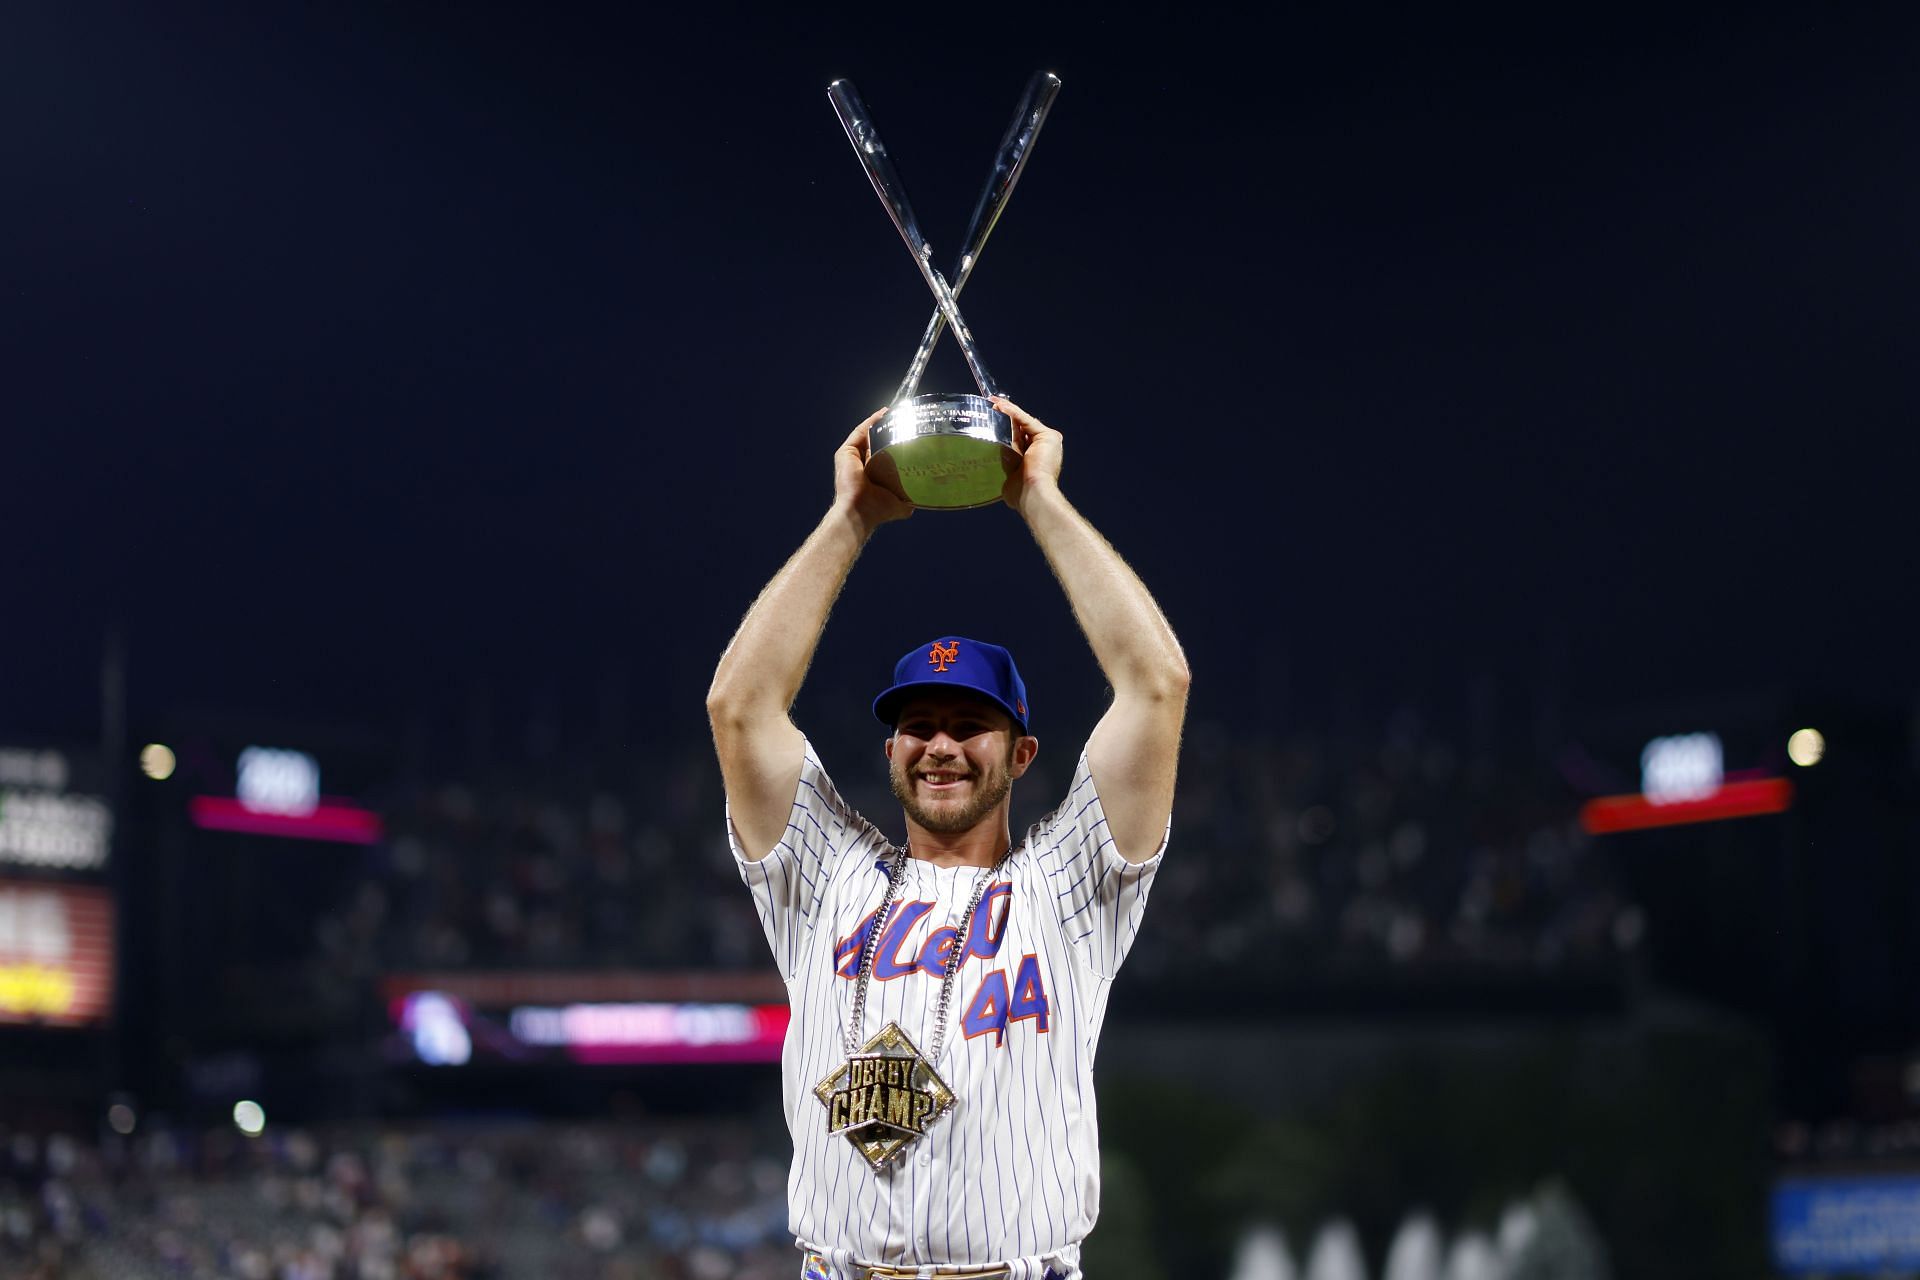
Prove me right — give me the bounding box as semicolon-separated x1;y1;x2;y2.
928;641;959;672
833;885;1052;1048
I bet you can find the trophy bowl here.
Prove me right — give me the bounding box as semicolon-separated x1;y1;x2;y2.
866;393;1018;510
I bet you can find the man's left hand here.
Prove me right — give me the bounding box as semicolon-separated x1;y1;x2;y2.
993;396;1063;513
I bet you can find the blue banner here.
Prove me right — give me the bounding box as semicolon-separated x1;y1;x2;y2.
1773;1175;1920;1273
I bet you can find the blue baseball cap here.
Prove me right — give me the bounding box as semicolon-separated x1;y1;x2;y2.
873;636;1031;735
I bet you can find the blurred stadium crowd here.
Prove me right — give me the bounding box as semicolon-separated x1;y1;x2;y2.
0;1117;792;1280
324;711;1640;986
0;1111;1679;1280
1227;1183;1611;1280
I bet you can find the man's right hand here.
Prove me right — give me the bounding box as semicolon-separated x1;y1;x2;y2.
835;409;915;533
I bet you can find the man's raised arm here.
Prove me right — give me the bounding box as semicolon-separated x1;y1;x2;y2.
996;396;1190;864
706;409;913;861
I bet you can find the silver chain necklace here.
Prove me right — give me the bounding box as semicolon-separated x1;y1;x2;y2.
818;842;1009;1170
842;843;1006;1064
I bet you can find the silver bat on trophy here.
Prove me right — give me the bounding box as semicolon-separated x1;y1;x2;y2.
828;72;1061;510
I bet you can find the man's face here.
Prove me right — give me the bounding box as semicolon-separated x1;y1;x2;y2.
885;691;1036;835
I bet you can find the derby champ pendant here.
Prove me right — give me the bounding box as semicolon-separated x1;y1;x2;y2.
815;1022;956;1170
826;843;1000;1173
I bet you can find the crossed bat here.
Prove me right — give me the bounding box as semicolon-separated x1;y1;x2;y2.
828;72;1062;409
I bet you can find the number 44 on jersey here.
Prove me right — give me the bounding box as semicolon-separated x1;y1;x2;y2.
961;954;1049;1047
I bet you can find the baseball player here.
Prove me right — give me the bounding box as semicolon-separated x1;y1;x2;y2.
707;396;1188;1280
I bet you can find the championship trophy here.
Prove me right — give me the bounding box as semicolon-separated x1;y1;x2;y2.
828;73;1061;510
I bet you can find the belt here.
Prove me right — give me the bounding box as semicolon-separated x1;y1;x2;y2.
802;1250;1022;1280
856;1269;1010;1280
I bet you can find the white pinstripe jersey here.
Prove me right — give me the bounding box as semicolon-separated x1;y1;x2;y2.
730;739;1164;1280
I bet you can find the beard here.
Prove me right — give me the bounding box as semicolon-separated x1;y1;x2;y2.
889;747;1016;835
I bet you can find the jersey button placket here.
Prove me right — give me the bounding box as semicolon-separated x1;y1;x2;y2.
909;1088;935;1263
909;1139;935;1257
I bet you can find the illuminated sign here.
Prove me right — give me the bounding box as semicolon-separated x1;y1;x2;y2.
385;985;789;1067
399;992;472;1066
190;796;383;844
0;881;114;1026
1641;732;1723;803
0;791;113;870
0;749;68;790
236;746;320;816
1774;1175;1920;1273
1581;728;1792;835
1580;777;1793;834
0;747;111;871
507;1001;788;1064
190;744;383;844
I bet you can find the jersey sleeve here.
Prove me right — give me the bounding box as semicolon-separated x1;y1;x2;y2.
728;738;880;981
1029;747;1167;979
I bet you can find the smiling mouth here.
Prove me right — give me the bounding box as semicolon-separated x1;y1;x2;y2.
916;772;972;791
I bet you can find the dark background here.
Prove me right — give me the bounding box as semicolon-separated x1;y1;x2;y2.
3;6;1914;749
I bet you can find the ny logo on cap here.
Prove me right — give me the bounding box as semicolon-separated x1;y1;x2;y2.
928;641;959;673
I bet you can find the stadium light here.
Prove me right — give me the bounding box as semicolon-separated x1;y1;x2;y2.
232;1100;266;1136
139;744;176;781
1787;728;1825;768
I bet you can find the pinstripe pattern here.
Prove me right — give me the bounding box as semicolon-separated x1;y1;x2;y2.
728;740;1166;1280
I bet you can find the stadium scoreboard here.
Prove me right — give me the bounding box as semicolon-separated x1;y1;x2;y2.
0;745;116;1028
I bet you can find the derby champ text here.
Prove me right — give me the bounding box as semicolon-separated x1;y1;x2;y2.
826;1054;936;1135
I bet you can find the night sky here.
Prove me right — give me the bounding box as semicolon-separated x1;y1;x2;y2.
5;7;1915;755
